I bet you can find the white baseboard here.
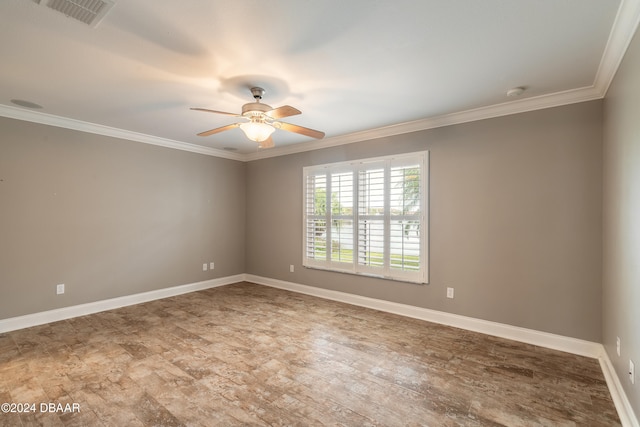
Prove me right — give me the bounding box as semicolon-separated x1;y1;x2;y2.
246;274;639;426
0;273;605;358
246;275;602;357
0;274;244;334
600;351;640;427
2;273;636;426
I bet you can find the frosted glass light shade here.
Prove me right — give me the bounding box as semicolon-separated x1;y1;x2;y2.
239;122;275;142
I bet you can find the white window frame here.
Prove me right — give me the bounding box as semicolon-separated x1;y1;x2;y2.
303;151;429;284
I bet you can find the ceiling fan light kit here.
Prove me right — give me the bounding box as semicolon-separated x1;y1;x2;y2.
239;120;275;142
191;87;324;149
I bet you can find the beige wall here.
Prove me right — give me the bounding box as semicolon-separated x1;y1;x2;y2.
0;117;246;319
603;28;640;416
0;96;607;345
246;101;603;341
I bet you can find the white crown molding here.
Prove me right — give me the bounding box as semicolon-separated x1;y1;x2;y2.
0;274;244;334
0;85;603;164
243;0;640;163
1;0;637;163
594;0;640;96
244;85;603;161
0;104;244;162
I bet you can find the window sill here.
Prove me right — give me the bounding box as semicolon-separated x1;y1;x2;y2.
302;264;427;285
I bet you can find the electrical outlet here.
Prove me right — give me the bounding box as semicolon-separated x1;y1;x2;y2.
290;264;294;273
630;360;635;384
56;284;65;295
617;337;621;357
202;263;207;271
446;287;454;299
210;262;214;270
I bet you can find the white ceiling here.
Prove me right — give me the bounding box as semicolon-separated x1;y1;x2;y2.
1;0;639;161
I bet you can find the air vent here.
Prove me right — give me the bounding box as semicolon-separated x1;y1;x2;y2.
42;0;114;27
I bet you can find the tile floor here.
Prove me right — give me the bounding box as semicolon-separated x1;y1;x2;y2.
0;282;620;426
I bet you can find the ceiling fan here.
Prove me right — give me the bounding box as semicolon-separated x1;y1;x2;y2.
191;87;325;149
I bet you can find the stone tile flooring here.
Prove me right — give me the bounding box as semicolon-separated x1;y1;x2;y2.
0;282;620;426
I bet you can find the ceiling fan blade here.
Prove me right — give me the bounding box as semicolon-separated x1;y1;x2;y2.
276;122;325;139
265;105;301;119
197;123;240;137
259;137;274;149
190;107;239;117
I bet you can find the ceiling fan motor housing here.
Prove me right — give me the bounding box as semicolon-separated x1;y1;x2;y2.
242;102;272;118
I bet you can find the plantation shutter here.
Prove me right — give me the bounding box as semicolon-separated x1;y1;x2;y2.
388;159;423;280
304;172;328;264
303;151;428;284
357;164;385;274
330;171;355;265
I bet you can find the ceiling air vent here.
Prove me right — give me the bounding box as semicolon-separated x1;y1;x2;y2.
43;0;114;27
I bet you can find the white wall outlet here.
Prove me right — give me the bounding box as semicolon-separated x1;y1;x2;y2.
630;360;635;384
446;287;454;299
290;264;295;273
617;337;621;357
210;262;214;270
202;263;207;271
56;284;65;295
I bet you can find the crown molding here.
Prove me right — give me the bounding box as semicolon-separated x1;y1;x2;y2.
237;0;640;162
243;84;603;161
594;0;640;95
1;0;638;163
0;84;604;164
0;104;245;161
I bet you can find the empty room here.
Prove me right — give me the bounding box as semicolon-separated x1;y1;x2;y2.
1;0;639;425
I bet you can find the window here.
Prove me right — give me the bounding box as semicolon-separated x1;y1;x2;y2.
303;151;428;284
